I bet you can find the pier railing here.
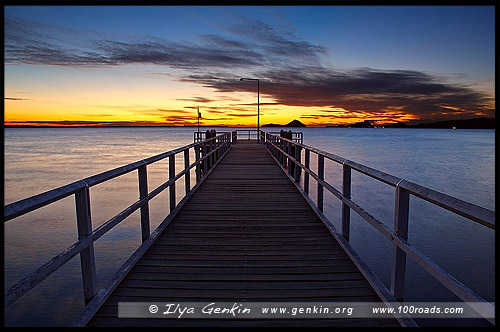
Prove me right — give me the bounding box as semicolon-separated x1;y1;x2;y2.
263;131;495;324
194;129;303;144
4;132;232;311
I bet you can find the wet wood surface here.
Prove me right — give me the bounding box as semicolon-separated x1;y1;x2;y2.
88;141;400;327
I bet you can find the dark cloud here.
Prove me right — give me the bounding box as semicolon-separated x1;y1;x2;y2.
182;66;494;121
92;38;263;69
176;96;215;103
4;16;264;69
200;34;249;49
5;15;320;70
5;97;31;101
227;18;327;66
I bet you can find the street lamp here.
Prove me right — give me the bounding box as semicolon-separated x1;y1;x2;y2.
239;78;260;142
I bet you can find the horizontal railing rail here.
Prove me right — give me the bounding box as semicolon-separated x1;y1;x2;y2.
263;131;495;325
193;129;303;144
226;129;303;143
4;132;233;310
267;130;303;144
233;129;259;141
194;130;231;142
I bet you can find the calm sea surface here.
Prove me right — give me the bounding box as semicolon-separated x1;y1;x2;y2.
3;127;495;326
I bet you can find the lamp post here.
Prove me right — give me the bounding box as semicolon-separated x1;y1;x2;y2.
197;106;201;135
239;78;260;142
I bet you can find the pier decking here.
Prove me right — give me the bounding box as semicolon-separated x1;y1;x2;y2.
86;141;400;327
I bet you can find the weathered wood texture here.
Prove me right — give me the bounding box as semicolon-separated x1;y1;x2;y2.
87;141;400;327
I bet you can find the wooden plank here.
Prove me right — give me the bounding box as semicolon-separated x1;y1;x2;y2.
118;279;372;290
86;141;401;327
125;272;368;282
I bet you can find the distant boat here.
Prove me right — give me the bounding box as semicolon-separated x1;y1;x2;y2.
452;126;456;130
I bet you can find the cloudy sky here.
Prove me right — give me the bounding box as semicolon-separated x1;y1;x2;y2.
4;5;495;126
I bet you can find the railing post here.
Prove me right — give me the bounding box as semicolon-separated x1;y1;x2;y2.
287;132;294;176
317;154;324;212
206;139;211;170
286;141;292;174
222;134;226;154
279;136;284;166
169;154;176;212
210;137;215;168
391;182;410;301
304;149;310;195
75;184;97;305
215;136;219;160
342;163;351;241
184;149;190;196
279;136;284;167
195;144;201;183
284;139;288;166
281;137;285;165
294;142;301;182
202;141;208;175
272;134;275;154
138;164;150;242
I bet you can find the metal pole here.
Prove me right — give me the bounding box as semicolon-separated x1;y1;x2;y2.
257;79;260;143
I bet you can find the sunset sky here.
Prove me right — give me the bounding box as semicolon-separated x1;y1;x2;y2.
4;5;495;127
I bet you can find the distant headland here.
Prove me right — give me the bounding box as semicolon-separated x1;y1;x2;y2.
262;119;307;128
328;117;495;129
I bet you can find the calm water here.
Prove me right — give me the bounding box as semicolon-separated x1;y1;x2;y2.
3;127;495;326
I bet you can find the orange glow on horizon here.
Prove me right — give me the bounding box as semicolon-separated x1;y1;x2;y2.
4;88;447;128
5;95;427;127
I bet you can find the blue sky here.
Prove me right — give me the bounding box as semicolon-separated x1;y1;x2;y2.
4;5;495;126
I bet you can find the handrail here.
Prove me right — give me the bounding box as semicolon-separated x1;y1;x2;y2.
4;132;233;309
193;129;302;143
262;131;495;324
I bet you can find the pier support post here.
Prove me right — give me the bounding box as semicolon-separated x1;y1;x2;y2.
75;185;97;305
342;163;351;241
304;149;310;195
279;130;285;167
202;141;208;176
287;131;294;176
317;155;325;212
169;155;176;212
184;149;191;195
391;184;410;301
138;164;150;242
195;144;201;183
294;141;301;182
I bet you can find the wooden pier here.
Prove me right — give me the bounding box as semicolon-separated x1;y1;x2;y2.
4;130;494;327
85;141;400;327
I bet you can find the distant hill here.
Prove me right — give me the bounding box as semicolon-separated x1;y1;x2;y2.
262;119;307;127
386;117;495;129
330;120;373;128
330;117;495;129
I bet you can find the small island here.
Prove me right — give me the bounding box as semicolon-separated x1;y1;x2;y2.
262;119;307;128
